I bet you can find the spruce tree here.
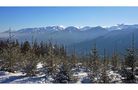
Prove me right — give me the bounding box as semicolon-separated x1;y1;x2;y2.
1;40;21;72
70;49;77;68
90;44;99;75
111;50;120;71
43;42;55;76
21;49;39;76
88;43;100;83
101;49;110;83
123;33;136;83
21;41;31;54
0;29;22;72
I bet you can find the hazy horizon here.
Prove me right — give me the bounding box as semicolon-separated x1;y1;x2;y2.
0;7;138;31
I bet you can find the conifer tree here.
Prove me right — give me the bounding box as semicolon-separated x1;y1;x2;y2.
0;28;22;72
70;49;77;68
21;49;39;76
123;33;136;83
88;43;100;83
1;40;21;72
21;41;31;54
53;63;71;83
43;42;55;76
32;40;40;56
53;51;71;83
111;50;120;71
101;49;110;83
90;44;100;75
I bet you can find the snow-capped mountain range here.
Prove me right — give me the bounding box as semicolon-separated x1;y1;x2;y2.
2;24;138;33
12;26;103;33
0;24;138;55
11;24;138;32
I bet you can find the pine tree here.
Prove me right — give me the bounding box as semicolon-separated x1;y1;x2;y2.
21;49;39;76
42;42;55;76
32;40;40;56
89;43;100;83
0;29;22;72
53;63;71;83
70;49;77;68
1;40;22;72
123;33;136;83
90;44;100;75
53;53;71;83
111;50;120;71
21;41;31;54
101;49;110;83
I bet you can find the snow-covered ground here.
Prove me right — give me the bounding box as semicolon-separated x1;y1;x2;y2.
73;72;88;83
0;70;58;83
0;71;46;83
0;63;90;83
0;63;137;83
107;70;122;83
0;63;51;83
72;64;92;83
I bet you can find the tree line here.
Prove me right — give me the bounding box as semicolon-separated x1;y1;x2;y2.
0;35;138;83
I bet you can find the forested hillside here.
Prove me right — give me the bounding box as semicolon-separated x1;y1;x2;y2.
0;34;138;83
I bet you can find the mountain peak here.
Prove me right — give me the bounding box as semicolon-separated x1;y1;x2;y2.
65;26;80;32
3;24;138;34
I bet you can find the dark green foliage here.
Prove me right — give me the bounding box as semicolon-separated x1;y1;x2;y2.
89;44;100;75
21;50;39;76
0;40;21;72
0;33;138;83
53;64;71;83
111;51;120;71
100;49;110;83
122;34;136;83
21;41;31;54
122;48;136;83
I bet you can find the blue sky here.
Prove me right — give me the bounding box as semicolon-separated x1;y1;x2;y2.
0;7;138;31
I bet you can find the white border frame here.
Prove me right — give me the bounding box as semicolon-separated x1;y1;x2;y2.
0;0;138;6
